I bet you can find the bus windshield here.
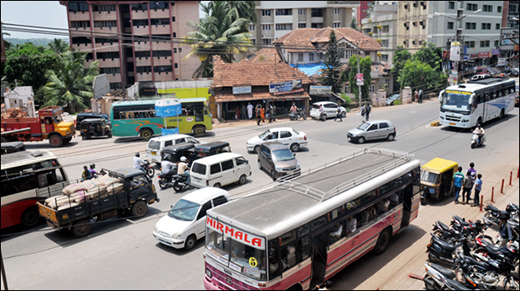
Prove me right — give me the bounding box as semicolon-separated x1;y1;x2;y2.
441;91;471;113
206;227;267;281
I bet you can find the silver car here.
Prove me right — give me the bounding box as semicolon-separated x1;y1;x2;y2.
258;142;300;181
347;120;396;144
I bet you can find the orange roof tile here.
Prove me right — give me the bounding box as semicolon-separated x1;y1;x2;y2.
212;55;313;88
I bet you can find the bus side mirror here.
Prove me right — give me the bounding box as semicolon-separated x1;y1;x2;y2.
438;90;445;103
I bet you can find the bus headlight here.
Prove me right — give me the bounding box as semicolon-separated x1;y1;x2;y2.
205;268;212;278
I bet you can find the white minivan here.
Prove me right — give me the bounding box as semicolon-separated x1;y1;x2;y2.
146;134;201;163
189;153;251;188
153;187;230;250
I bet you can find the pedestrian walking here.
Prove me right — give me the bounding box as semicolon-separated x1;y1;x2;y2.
472;174;482;206
272;104;276;121
241;103;247;119
359;105;366;123
256;105;261;126
414;90;418;102
317;105;325;122
418;89;423;103
266;104;272;123
452;166;465;204
261;107;265;123
247;102;254;119
364;103;371;121
462;170;473;204
334;105;343;122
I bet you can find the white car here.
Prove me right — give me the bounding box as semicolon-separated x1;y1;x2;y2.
246;127;307;153
309;101;347;120
153;187;230;250
146;134;201;163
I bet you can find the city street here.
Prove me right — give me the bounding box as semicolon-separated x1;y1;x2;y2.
1;99;519;290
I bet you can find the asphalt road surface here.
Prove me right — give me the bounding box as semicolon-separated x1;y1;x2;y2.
1;98;519;290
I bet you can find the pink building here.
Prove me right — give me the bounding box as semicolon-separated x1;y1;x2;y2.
357;1;373;28
60;1;200;89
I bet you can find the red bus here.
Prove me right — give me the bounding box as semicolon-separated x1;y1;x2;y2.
203;149;421;290
1;150;68;229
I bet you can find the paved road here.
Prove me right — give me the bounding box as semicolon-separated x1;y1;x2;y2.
1;99;518;290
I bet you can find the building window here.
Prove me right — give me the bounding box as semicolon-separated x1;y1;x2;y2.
100;67;121;74
71;21;90;28
483;4;493;12
465;41;475;48
174;63;178;68
249;24;255;31
298;23;306;28
172;16;176;22
298;53;303;62
481;23;491;30
94;21;117;28
179;48;182;53
152;50;172;58
275;9;292;16
298;9;305;15
172;32;177;38
381;39;389;47
465;22;476;30
151;18;170;26
154;65;173;73
381;54;389;62
251;39;256;45
262;39;272;45
448;2;455;9
382;25;389;33
136;66;152;73
311;8;323;17
466;3;478;11
311;23;323;28
497;6;502;13
309;52;314;61
447;22;454;29
110;83;122;90
262;9;271;16
173;48;177;53
276;24;292;30
385;79;390;88
333;8;341;15
369;84;375;93
344;84;351;94
494;40;499;47
262;24;271;31
496;23;500;30
149;1;169;10
333;22;341;28
135;50;151;58
480;40;490;48
93;4;116;12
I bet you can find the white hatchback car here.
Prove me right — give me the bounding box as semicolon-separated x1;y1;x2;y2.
246;127;307;153
309;101;347;120
146;134;201;163
153;187;231;250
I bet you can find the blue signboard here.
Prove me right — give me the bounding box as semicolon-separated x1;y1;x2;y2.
155;98;182;117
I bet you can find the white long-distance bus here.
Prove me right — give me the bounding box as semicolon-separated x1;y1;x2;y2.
438;78;516;128
203;148;421;290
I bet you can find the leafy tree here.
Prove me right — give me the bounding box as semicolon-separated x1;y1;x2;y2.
48;38;70;55
3;43;58;105
412;42;443;72
390;46;411;92
397;59;447;91
41;50;99;113
319;30;342;93
182;1;252;78
341;55;372;102
350;17;358;30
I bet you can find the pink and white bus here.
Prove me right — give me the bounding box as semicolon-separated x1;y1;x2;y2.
203;149;421;290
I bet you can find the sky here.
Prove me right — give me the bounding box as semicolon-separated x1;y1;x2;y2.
1;1;207;39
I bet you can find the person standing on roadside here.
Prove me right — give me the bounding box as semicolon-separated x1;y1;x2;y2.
473;174;482;206
462;170;473;204
453;166;465;204
256;105;262;126
317;104;325;122
468;162;477;183
364;103;371;121
261;106;266;123
334;105;343;122
247;102;254;119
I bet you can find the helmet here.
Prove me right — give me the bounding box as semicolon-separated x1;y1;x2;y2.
500;211;510;220
135;152;140;157
180;156;187;162
90;163;95;169
163;154;170;160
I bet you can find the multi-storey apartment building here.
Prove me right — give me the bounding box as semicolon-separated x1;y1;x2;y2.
396;1;429;52
361;2;398;65
60;1;200;90
250;1;360;47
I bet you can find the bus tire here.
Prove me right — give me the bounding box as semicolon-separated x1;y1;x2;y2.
49;134;63;147
139;128;153;140
131;200;148;217
373;227;392;255
21;206;41;228
72;219;92;238
499;109;505;119
192;125;206;136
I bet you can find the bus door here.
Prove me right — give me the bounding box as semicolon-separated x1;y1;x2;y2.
401;185;413;228
311;232;327;286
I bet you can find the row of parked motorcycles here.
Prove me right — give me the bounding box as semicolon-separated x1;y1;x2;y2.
423;203;519;290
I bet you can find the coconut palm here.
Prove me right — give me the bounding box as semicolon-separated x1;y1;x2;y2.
182;1;252;78
48;38;70;55
42;50;99;113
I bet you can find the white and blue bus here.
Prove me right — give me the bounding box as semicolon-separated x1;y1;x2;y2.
438;78;516;128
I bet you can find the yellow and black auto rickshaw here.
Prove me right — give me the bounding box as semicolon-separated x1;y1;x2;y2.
79;118;112;140
420;158;459;205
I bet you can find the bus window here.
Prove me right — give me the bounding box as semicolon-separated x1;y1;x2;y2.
268;241;281;279
297;236;310;261
280;243;297;272
328;222;344;245
280;230;296;246
311;215;327;230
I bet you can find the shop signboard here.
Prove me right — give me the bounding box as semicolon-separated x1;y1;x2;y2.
269;79;303;95
478;52;491;59
309;86;331;95
232;86;252;95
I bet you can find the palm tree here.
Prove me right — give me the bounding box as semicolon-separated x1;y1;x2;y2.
48;38;70;55
182;1;252;78
42;50;99;113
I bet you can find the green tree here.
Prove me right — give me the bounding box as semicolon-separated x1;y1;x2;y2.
341;55;372;102
48;38;70;55
412;42;443;72
182;1;252;78
319;30;342;93
397;59;446;91
3;43;58;105
41;50;99;113
350;17;358;30
390;46;411;92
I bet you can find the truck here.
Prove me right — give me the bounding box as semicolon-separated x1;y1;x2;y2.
37;168;159;237
1;106;75;147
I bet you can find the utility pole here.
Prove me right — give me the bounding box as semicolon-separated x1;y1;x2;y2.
358;48;362;108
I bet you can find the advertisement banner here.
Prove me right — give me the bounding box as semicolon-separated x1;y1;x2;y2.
155;98;182;117
232;86;252;95
309;86;332;95
356;73;363;86
491;49;500;55
450;42;461;62
269;79;302;95
478;52;491;59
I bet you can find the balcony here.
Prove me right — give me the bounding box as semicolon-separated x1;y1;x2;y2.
151;25;171;35
133;26;150;35
151;42;172;50
154;72;173;81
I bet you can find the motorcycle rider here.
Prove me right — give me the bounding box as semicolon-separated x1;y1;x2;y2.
133;152;146;173
89;163;99;178
473;124;485;144
498;212;514;247
161;154;177;176
81;165;92;181
178;156;190;184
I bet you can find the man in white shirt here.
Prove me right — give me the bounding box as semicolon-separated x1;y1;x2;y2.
133;152;146;172
178;156;190;184
161;154;177;176
247;103;254;119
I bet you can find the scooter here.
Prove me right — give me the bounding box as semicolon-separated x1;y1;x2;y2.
470;133;485;148
289;109;306;120
172;174;190;193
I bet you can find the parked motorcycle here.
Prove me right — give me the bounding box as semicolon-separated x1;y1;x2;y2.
289;108;307;121
423;262;457;290
506;203;519;223
172;174;190;193
470;133;485;148
426;233;471;265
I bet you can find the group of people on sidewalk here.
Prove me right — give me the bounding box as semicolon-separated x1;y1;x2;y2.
452;162;482;206
256;102;276;125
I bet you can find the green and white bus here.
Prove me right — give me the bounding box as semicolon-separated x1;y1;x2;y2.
110;98;212;138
